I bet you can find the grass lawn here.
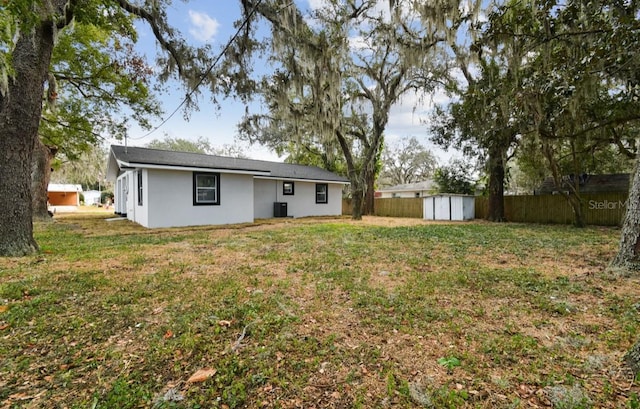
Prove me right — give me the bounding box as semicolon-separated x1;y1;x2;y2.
1;214;639;408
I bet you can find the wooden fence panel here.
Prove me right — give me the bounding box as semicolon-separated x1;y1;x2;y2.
375;198;423;218
474;197;488;220
582;193;628;226
342;198;423;218
342;199;352;216
342;193;627;225
475;193;628;226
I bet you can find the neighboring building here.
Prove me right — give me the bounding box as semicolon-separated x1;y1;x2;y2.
47;184;82;210
83;190;102;205
376;180;437;199
106;145;349;228
535;173;630;195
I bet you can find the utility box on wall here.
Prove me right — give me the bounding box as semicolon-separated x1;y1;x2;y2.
423;195;475;221
273;202;288;218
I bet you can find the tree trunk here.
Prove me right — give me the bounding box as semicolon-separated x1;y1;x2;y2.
351;184;364;220
567;193;585;228
541;139;585;228
623;339;640;377
486;150;506;222
335;130;365;221
0;23;57;256
32;139;57;220
610;155;640;272
363;168;375;216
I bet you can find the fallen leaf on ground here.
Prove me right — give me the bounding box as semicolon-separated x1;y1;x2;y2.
218;320;232;327
187;368;217;383
0;323;9;330
8;392;30;401
0;305;8;313
163;330;173;339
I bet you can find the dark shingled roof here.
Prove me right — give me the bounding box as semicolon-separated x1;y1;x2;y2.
110;145;349;183
536;173;629;194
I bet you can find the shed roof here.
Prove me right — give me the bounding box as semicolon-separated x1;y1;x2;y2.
107;145;349;183
48;183;83;192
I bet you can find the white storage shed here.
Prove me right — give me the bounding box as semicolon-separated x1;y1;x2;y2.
423;194;475;221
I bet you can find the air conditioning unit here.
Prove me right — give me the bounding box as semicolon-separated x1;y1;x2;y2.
273;202;288;217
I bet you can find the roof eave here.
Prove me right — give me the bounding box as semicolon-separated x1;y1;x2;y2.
254;175;349;184
118;161;272;176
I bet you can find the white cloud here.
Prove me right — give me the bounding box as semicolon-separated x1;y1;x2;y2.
385;88;461;163
188;10;220;43
307;0;326;10
348;35;368;50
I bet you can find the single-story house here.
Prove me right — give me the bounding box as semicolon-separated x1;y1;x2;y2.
47;183;82;209
535;173;629;195
376;180;437;198
106;145;350;228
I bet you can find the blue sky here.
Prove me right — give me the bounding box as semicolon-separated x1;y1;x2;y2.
116;1;453;163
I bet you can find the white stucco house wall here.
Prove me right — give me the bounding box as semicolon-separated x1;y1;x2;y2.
106;145;349;228
376;180;436;199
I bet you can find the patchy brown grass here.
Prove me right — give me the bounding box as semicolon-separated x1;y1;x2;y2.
1;214;638;408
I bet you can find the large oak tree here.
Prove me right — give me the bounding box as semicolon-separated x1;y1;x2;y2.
0;0;211;256
235;0;456;218
486;0;640;227
32;21;161;220
379;136;437;187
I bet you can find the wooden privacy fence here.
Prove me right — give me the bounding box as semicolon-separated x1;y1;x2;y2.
342;198;423;218
475;193;628;226
343;193;628;225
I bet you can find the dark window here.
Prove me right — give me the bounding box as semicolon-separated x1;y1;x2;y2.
137;171;143;206
193;172;220;205
283;181;294;195
316;183;328;204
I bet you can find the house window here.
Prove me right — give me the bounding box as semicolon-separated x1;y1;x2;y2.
415;192;420;198
316;183;328;204
193;172;220;205
283;181;294;195
137;171;143;206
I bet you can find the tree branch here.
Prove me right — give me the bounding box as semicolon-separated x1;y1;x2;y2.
56;0;78;29
115;0;185;77
40;117;103;139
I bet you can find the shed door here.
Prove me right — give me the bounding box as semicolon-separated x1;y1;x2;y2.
424;197;435;220
450;196;463;221
434;196;451;220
